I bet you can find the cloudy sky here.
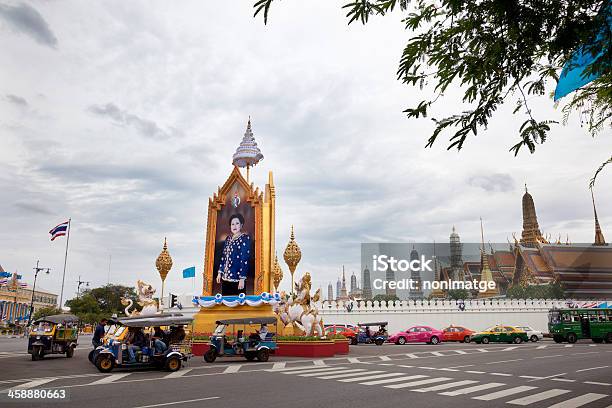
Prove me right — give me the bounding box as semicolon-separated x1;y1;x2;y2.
1;1;610;303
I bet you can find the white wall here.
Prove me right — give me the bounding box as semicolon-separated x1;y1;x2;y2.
317;299;611;333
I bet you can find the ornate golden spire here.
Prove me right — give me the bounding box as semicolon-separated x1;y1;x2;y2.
155;238;173;307
520;185;547;247
283;225;302;294
272;252;284;292
591;188;607;246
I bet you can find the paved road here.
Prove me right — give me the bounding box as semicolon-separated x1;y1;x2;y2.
0;336;610;408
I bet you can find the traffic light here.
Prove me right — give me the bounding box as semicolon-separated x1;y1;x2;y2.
169;294;178;308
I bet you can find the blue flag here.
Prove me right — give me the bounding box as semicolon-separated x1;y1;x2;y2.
182;266;196;279
0;272;11;278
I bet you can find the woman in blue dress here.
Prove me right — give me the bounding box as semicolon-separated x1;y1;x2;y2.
216;213;252;295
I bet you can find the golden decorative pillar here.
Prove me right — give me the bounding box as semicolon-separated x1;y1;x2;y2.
272;253;284;292
155;238;173;308
283;226;301;295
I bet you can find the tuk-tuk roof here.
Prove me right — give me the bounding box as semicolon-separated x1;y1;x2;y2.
118;313;193;327
34;314;79;325
216;317;277;325
358;322;388;326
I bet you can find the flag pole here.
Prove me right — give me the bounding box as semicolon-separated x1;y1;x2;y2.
59;218;71;309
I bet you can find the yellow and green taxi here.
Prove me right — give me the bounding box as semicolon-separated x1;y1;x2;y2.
470;325;529;344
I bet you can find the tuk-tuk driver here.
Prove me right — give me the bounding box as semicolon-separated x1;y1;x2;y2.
259;324;269;340
92;318;108;348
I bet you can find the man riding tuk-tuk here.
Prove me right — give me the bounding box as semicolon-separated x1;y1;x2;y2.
204;317;277;363
91;313;193;373
355;322;388;345
28;314;79;360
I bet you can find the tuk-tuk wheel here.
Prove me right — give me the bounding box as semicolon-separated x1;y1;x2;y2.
245;351;256;361
95;355;114;373
31;346;43;361
256;349;270;362
374;338;384;346
88;350;95;363
66;347;74;358
164;356;181;372
204;349;217;363
349;337;357;345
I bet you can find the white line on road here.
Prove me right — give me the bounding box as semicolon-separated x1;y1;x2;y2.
576;366;609;372
1;378;57;393
379;356;391;361
584;381;611;386
359;374;427;386
486;359;523;365
430;351;444;356
472;385;538;401
534;354;563;359
440;382;505;396
551;378;575;383
348;357;362;363
542;393;608;408
316;369;375;379
526;372;567;382
476;348;489;352
405;353;419;359
298;369;349;377
131;396;220;408
385;377;451;389
313;359;326;366
465;370;485;374
536;345;548;349
453;350;467;354
282;367;345;375
271;362;286;370
417;366;438;370
507;389;571;405
339;372;406;382
222;365;241;374
490;373;513;377
165;369;193;379
89;373;131;385
398;365;414;368
448;364;474;369
412;380;478;393
271;365;332;373
438;368;459;372
502;347;519;351
564;345;574;348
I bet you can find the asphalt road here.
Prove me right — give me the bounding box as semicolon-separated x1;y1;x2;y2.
1;335;611;408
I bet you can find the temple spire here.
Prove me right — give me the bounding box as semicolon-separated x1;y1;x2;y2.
591;188;607;246
520;185;547;247
478;218;499;298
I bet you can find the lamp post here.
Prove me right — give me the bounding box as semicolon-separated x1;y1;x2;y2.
27;260;50;327
76;276;90;298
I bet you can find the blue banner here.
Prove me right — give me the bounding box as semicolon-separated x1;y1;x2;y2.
182;266;196;279
0;272;11;278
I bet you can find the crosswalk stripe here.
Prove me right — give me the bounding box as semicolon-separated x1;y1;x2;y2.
271;365;333;373
223;365;241;374
272;362;286;370
298;369;349;377
405;353;419;358
453;350;467;354
89;373;131;385
536;345;548;349
348;358;362;363
502;346;519;351
2;377;57;392
477;348;489;352
360;375;428;386
385;377;452;389
164;368;192;378
282;367;345;375
313;360;326;366
430;351;444;356
412;380;479;393
316;369;375;379
564;345;573;348
507;389;571;405
440;383;505;396
379;356;391;361
339;373;406;383
546;393;608;408
472;385;538;401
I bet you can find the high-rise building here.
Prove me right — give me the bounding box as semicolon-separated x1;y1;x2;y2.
362;267;372;299
385;257;396;298
336;278;341;299
350;272;357;293
327;282;334;301
410;246;423;299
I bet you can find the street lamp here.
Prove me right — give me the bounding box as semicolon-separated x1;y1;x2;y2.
76;276;90;298
27;260;50;327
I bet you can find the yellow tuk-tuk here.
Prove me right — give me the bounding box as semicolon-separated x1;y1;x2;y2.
28;314;79;360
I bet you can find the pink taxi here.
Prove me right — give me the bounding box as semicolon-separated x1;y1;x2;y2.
388;325;444;345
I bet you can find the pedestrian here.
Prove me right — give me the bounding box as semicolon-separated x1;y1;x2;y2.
92;318;108;348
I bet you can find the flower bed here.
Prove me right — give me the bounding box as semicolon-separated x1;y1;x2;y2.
275;340;337;357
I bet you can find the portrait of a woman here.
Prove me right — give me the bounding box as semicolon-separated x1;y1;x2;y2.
216;213;252;295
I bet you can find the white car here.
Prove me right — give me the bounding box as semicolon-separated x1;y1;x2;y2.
516;326;544;342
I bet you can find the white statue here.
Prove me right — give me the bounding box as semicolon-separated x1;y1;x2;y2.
273;272;324;337
136;279;158;315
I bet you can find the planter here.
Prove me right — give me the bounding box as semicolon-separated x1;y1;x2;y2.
192;342;210;356
275;340;336;357
333;338;350;355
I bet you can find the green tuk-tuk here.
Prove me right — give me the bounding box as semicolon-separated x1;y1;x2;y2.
28;314;79;360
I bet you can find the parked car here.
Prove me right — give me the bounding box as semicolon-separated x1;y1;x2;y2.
515;326;543;342
442;325;474;343
470;325;529;344
389;326;444;345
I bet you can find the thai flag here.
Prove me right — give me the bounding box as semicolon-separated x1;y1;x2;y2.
49;221;69;241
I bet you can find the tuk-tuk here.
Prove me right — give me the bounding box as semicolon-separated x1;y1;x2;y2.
88;318;124;363
92;313;193;373
204;317;277;363
355;322;388;345
28;314;79;360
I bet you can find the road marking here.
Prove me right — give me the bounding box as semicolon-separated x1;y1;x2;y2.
440;382;505;396
385;377;451;389
298;369;349;377
2;378;57;392
490;373;513;377
412;380;478;393
564;345;573;348
399;365;414;368
535;354;563;359
339;372;406;382
378;363;394;366
584;381;611;386
89;373;131;385
486;359;523;365
502;346;519;351
477;348;489;352
572;352;599;356
282;367;346;375
316;369;376;379
472;385;538;401
0;373;108;385
551;378;575;383
448;364;474;369
526;372;567;382
164;369;193;378
379;356;391;361
272;362;286;370
576;365;609;372
438;368;459;372
405;353;419;359
417;366;438;370
348;357;362;363
430;351;444;356
465;370;485;374
131;396;220;408
545;393;608;408
536;345;548;349
222;365;241;374
359;375;428;386
453;350;467;354
507;389;571;405
271;365;332;373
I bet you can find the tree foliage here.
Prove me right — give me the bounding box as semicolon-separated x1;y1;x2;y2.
506;282;565;299
32;306;62;321
65;284;141;324
447;288;470;300
253;0;611;165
